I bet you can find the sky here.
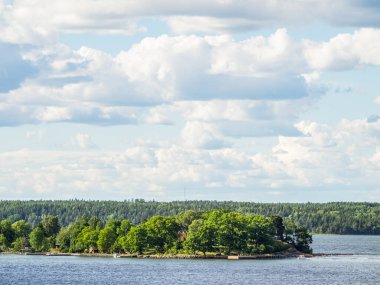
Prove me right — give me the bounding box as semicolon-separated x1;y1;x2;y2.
0;0;380;202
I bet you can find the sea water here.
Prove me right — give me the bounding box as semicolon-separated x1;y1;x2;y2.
1;235;380;284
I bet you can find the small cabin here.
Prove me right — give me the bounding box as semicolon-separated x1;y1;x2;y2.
22;246;31;253
89;246;99;254
178;230;187;242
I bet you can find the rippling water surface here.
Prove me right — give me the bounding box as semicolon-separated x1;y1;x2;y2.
313;234;380;255
1;235;380;284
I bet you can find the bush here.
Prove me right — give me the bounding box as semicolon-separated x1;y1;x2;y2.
272;240;290;253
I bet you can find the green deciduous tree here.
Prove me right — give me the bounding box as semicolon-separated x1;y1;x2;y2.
40;215;60;237
247;215;275;253
271;215;285;241
144;216;179;253
123;225;147;254
217;212;248;254
11;220;31;239
0;234;8;251
68;215;89;252
88;216;103;230
0;220;15;246
175;210;201;231
184;219;215;255
29;226;46;251
76;226;99;252
56;225;72;253
294;226;313;253
12;237;28;252
97;226;118;253
118;219;132;236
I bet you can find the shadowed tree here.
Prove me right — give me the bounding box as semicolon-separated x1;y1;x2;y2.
270;215;285;241
294;226;313;253
0;220;15;246
40;215;60;237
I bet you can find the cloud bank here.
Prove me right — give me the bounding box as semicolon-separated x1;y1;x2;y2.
1;0;380;44
1;28;380;130
1;0;380;200
1;118;380;200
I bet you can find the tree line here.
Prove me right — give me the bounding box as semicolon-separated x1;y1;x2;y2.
0;210;312;255
0;200;379;234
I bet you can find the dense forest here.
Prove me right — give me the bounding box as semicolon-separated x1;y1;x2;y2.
0;200;379;234
0;210;312;255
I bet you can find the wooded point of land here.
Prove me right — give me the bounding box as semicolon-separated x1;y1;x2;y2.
0;209;312;255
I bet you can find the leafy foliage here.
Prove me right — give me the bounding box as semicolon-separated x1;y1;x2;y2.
97;226;118;253
184;219;216;255
0;209;311;255
123;225;147;254
144;216;179;253
29;227;46;251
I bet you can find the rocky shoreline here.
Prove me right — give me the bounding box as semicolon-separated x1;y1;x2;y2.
0;251;332;259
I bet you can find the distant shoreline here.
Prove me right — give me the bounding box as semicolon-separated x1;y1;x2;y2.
1;200;379;235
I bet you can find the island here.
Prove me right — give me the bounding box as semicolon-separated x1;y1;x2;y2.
0;209;312;258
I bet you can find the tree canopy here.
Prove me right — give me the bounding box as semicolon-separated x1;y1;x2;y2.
0;210;312;255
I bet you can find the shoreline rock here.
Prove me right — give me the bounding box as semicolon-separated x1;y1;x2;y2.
1;252;352;259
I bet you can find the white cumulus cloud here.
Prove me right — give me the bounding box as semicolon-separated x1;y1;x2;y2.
304;28;380;70
1;117;380;200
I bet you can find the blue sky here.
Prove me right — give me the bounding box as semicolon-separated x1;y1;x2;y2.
0;0;380;201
